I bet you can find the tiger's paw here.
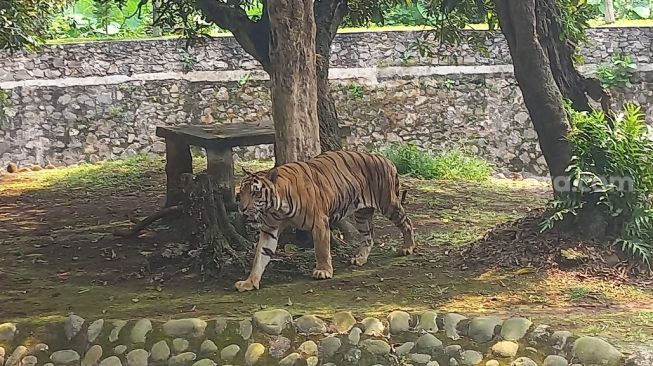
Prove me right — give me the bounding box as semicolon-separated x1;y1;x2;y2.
398;247;415;256
350;256;368;266
312;268;333;280
234;279;258;292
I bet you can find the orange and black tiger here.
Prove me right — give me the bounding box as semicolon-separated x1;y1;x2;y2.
234;150;416;292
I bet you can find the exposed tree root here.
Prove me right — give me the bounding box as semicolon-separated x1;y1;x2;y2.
113;205;182;237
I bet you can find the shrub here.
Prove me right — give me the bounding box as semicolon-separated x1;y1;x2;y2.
379;143;492;181
541;102;653;264
595;53;637;88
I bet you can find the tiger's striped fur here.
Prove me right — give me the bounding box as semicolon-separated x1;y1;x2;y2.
234;150;416;292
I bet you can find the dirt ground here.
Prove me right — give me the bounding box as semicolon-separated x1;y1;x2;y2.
1;155;652;353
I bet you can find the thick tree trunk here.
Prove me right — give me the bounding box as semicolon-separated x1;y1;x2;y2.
268;0;321;164
604;0;616;23
495;0;572;187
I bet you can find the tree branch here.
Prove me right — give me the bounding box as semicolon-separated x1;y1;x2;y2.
195;0;271;70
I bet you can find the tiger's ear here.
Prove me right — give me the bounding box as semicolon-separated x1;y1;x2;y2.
242;166;253;176
266;168;279;184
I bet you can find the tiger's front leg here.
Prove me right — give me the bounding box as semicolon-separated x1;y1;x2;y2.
234;227;279;292
311;216;333;280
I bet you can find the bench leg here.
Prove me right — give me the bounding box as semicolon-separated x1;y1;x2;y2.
206;146;235;207
164;139;192;207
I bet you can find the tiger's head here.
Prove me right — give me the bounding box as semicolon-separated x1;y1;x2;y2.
238;167;280;223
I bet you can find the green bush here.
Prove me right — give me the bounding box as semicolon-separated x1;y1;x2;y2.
541;102;653;264
595;53;637;88
380;143;492;181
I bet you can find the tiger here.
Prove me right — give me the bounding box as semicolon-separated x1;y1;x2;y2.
235;150;416;292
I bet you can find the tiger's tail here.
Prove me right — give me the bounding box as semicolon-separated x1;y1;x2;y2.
393;170;408;205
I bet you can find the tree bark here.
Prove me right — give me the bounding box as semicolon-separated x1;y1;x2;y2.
268;0;321;164
604;0;616;23
495;0;572;187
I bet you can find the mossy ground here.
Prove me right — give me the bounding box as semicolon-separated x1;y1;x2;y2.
1;155;652;353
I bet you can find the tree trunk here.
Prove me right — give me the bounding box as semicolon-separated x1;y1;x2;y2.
495;0;572;187
267;0;321;164
604;0;616;23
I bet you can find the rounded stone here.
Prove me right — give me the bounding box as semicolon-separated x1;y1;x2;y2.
167;353;196;366
319;336;342;358
269;336;291;359
361;317;385;336
388;310;411;333
298;341;318;357
244;343;265;366
443;313;467;340
625;347;653;366
426;362;440;366
21;356;37;366
113;346;127;356
64;315;85;341
0;323;18;342
82;345;103;366
344;348;362;363
360;339;391;355
571;336;624;366
87;319;105;343
130;319;152;344
296;315;327;334
445;345;462;358
396;342;415;357
126;349;148;366
486;361;500;366
410;353;432;364
190;359;215;366
213;318;227;335
279;353;300;366
199;340;217;354
100;357;122;366
416;333;443;351
252;309;293;335
551;331;573;350
469;316;503;343
172;338;190;353
51;350;81;365
220;345;240;361
162;319;207;338
239;319;253;340
450;358;459;366
510;357;537;366
150;341;170;361
7;345;27;366
460;350;483;366
306;356;318;366
543;355;569;366
109;321;127;343
331;311;356;333
500;317;532;341
491;341;520;358
416;311;438;333
526;324;551;344
348;327;362;345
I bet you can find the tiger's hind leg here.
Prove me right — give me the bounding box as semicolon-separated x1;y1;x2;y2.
312;215;333;280
384;200;416;256
350;207;376;266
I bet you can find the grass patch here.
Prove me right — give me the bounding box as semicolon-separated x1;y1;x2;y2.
380;143;492;181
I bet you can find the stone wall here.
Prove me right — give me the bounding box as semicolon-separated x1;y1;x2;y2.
1;27;652;174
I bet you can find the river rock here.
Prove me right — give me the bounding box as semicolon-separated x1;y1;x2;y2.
396;342;415;357
306;356;318;366
491;341;519;358
388;310;411;333
443;314;467;340
51;350;81;365
485;361;500;366
445;345;462;358
130;319;152;344
172;339;189;353
501;317;532;341
87;319;105;343
109;321;127;343
220;345;240;361
416;333;443;352
626;347;653;366
295;315;326;334
279;353;301;366
360;339;391;355
269;336;291;359
426;362;440;366
7;346;28;366
543;355;568;366
361;317;385;336
571;336;624;366
213;318;227;335
410;353;432;364
319;336;342;358
0;323;17;341
298;341;318;357
126;349;148;366
21;356;37;366
526;324;551;345
113;346;127;356
468;316;502;343
510;357;537;366
239;320;253;340
167;353;196;366
100;357;122;366
82;345;103;366
252;309;292;335
460;350;483;366
551;331;573;350
162;319;207;338
331;311;357;333
151;341;170;361
416;311;438;333
348;327;362;345
244;343;265;366
64;315;85;341
199;340;217;354
190;360;215;366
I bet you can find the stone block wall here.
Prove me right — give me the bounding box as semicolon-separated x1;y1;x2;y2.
1;27;652;174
